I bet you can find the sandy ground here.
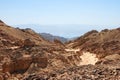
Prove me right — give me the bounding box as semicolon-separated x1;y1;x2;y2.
65;48;98;65
80;52;98;65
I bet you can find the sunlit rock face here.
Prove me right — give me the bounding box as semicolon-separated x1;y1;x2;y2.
80;52;98;65
65;49;80;53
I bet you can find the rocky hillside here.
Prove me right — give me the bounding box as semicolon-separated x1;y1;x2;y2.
0;20;82;80
67;28;120;58
0;21;52;47
0;20;120;80
24;61;120;80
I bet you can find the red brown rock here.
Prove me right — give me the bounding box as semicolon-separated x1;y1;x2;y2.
2;57;32;73
23;38;35;47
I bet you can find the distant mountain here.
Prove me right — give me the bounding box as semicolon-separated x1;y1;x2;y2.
40;33;68;43
13;24;78;43
13;24;118;38
68;37;78;41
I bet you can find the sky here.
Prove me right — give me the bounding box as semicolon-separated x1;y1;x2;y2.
0;0;120;38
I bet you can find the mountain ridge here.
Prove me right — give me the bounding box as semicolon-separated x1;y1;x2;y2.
40;33;68;43
67;28;120;58
13;24;119;38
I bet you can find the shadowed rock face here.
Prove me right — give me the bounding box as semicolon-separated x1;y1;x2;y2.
2;56;48;74
23;39;35;47
0;20;4;23
2;57;32;73
0;20;6;26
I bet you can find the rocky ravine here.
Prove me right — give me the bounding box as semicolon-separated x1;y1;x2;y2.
0;20;120;80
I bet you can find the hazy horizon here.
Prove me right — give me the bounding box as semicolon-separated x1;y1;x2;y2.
0;0;120;38
13;24;119;38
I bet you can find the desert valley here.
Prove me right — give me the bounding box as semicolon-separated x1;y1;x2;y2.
0;20;120;80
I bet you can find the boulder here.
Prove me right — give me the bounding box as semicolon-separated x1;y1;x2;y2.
2;55;48;73
2;57;32;73
33;57;48;68
23;39;35;47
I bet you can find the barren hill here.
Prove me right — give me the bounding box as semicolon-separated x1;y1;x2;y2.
0;20;120;80
0;20;51;48
67;28;120;58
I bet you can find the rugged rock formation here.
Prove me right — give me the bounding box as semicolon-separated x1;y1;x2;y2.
67;28;120;58
24;61;120;80
0;22;51;48
2;56;32;73
0;20;120;80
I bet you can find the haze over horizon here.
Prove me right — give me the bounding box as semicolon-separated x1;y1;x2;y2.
14;24;119;38
0;0;120;38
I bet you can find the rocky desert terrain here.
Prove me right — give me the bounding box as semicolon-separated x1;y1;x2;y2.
0;20;120;80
